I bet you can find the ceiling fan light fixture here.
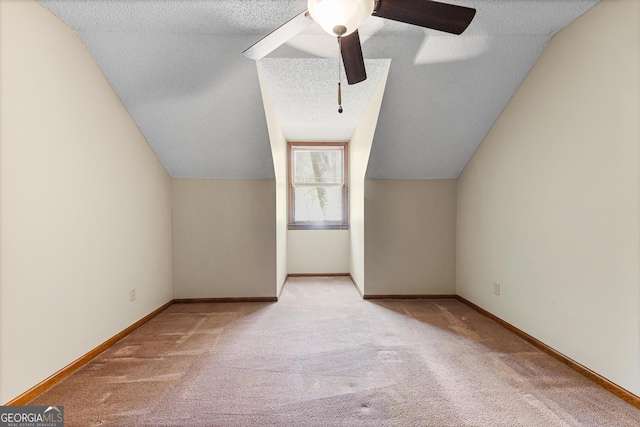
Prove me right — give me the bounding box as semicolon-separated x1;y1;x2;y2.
308;0;374;36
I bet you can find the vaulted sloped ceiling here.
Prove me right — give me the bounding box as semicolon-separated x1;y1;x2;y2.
38;0;599;179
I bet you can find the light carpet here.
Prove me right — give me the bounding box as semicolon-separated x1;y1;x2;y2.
31;276;640;426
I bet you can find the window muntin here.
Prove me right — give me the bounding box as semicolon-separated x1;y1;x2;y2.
288;142;348;229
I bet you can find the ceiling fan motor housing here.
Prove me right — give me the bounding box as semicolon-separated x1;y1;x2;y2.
308;0;375;36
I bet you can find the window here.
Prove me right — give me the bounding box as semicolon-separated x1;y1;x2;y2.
288;142;348;230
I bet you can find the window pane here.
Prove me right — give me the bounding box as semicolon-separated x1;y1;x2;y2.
294;185;343;222
293;147;343;185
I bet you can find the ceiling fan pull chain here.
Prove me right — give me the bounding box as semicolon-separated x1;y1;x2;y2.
338;35;343;114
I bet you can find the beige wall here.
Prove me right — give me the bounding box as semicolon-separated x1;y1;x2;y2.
0;0;173;404
171;179;276;298
258;72;288;295
287;230;350;274
350;65;390;294
365;179;457;295
457;0;640;396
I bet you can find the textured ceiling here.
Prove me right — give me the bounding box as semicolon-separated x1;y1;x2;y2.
38;0;599;179
258;58;391;141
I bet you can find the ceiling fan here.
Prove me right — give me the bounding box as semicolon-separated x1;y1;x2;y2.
243;0;477;86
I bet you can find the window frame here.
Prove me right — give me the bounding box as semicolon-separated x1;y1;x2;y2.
288;141;349;230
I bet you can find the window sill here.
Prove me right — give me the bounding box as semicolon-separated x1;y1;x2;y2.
288;224;350;231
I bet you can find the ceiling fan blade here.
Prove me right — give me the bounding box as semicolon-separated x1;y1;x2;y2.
340;30;367;85
243;10;314;60
373;0;476;35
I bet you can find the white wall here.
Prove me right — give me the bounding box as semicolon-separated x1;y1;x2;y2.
258;72;288;295
365;180;457;295
350;65;390;294
287;230;350;274
171;179;276;298
0;0;173;403
457;0;640;396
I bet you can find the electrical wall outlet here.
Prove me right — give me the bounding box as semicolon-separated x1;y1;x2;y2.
494;283;500;296
130;288;136;301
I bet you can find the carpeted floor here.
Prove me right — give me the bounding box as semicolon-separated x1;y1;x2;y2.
31;276;640;426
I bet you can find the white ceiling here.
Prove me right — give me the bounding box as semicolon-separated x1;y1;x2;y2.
38;0;599;179
258;58;392;141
